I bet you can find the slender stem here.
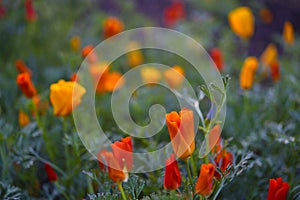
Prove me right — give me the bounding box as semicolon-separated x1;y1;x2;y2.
190;155;197;177
117;182;127;200
62;117;70;170
186;158;195;196
55;182;71;200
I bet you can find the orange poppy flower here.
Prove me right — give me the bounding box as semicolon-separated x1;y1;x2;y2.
164;65;185;88
228;7;254;39
127;41;144;67
70;35;81;52
103;72;125;92
15;59;32;75
267;177;289;200
19;110;30;127
239;57;258;90
103;152;126;183
81;45;98;64
16;73;37;98
164;154;181;190
270;60;280;82
210;48;224;71
49;80;86;116
140;67;162;86
166;108;195;160
283;21;294;45
103;17;124;39
195;163;215;196
259;8;273;24
70;72;79;82
260;43;277;68
214;150;233;179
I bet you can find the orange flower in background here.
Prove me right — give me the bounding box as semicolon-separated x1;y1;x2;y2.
25;0;37;22
267;177;289;200
240;57;259;90
103;72;125;92
195;163;215;196
270;60;280;82
15;59;32;75
70;35;81;52
44;163;58;182
163;0;185;27
103;17;124;39
81;45;98;64
283;21;294;45
164;154;181;190
228;7;254;39
19;110;30;127
140;67;162;85
260;43;278;67
259;8;273;24
16;73;37;98
127;41;144;67
166;108;195;160
70;73;78;82
164;65;185;88
50;80;86;116
210;48;224;72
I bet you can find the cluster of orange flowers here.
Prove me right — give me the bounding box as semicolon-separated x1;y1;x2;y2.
228;6;295;90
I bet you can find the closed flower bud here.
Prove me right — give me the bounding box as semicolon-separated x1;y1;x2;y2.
16;73;37;98
164;154;181;190
283;21;294;45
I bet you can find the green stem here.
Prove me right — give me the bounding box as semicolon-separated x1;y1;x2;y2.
87;176;94;194
117;182;127;200
55;182;71;200
190;155;197;177
32;99;55;160
186;158;195;196
0;144;8;178
62;117;70;171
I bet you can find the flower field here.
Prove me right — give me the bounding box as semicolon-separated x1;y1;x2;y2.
0;0;300;199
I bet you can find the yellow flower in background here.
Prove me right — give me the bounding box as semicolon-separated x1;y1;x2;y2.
260;43;277;67
283;21;294;45
19;110;30;127
240;57;258;90
164;65;185;88
127;41;144;67
50;80;86;116
70;35;81;52
140;67;162;85
228;7;254;39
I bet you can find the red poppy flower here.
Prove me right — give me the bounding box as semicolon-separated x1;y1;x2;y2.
195;163;215;196
16;73;37;98
267;177;289;200
164;154;181;190
44;163;58;182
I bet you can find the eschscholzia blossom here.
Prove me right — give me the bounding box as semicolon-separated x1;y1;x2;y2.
25;0;37;22
164;154;181;190
267;177;289;200
195;163;215;196
70;72;78;82
214;149;233;179
259;8;273;24
15;59;32;75
99;137;133;183
16;73;37;98
270;60;280;82
102;72;125;92
260;43;277;68
283;21;294;45
127;41;144;67
19;110;30;127
210;48;224;72
50;80;86;116
164;65;185;88
140;67;162;85
239;57;259;90
81;45;98;64
44;163;58;182
166;108;195;160
228;7;254;39
103;17;124;39
163;0;185;27
70;35;81;52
